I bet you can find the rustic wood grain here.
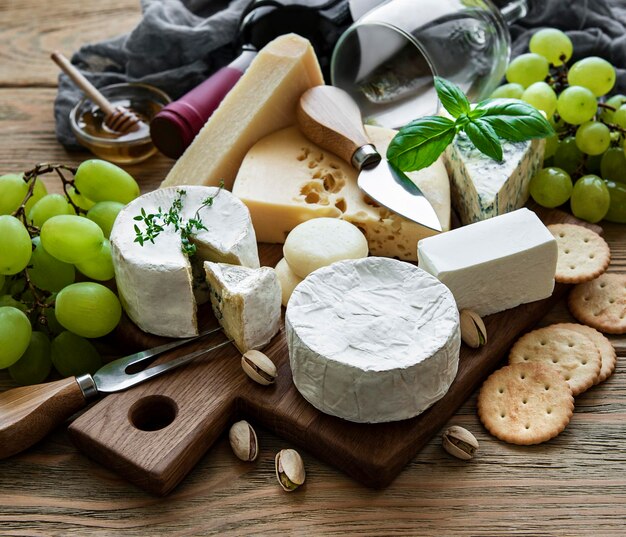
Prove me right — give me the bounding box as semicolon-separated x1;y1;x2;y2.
0;0;625;534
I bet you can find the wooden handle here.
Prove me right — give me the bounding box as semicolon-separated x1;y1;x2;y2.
50;51;115;116
297;85;372;167
0;376;87;459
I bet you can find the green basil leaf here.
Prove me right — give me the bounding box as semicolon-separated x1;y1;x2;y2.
464;119;503;161
434;77;470;118
387;116;456;172
475;98;554;141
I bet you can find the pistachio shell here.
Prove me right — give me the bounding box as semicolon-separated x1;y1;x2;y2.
460;309;487;349
275;448;305;491
242;350;278;385
229;420;258;462
442;425;479;460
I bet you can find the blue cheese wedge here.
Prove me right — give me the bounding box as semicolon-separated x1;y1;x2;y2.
204;262;281;353
445;132;544;225
286;257;460;423
417;208;557;316
110;186;259;338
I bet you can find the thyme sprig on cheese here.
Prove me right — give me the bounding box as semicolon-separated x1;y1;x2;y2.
387;77;554;172
133;183;223;256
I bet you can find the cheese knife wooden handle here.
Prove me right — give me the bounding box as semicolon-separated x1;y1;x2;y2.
0;376;90;459
297;85;382;170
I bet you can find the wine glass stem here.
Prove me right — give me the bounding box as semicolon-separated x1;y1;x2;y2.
500;0;528;25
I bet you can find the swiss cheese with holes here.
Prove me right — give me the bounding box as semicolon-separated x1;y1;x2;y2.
232;126;450;261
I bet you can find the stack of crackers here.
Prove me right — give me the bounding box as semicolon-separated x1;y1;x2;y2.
478;224;624;446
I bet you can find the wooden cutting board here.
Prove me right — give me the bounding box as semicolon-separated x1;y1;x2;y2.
68;207;599;496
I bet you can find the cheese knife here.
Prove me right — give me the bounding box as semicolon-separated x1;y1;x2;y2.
297;85;442;231
0;327;231;459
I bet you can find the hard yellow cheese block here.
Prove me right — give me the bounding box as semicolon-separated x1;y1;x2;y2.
232;126;451;261
160;34;324;190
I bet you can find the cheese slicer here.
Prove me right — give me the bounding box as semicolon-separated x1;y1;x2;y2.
297;85;442;231
0;327;231;459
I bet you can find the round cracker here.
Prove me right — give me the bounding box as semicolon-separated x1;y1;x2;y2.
568;273;626;335
551;322;617;384
508;326;601;396
547;224;610;284
478;363;574;445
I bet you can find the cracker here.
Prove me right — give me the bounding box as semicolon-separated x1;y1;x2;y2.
551;323;617;384
478;363;574;445
508;325;601;396
547;224;610;284
568;273;626;335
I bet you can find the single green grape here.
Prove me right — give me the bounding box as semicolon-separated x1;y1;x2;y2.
23;178;48;214
568;57;616;97
0;215;32;276
74;159;140;204
612;105;626;129
544;134;559;160
600;94;626;123
55;282;122;338
40;215;104;264
490;83;525;99
575;121;611;155
0;174;27;215
529;167;573;208
600;147;626;183
570;175;611;222
75;239;115;281
67;185;95;212
556;86;598;125
529;28;573;66
505;53;549;88
51;331;101;377
8;331;52;385
522;81;557;118
0;306;32;368
27;194;73;228
604;180;626;223
28;236;75;292
554;137;584;175
86;201;124;239
585;153;603;175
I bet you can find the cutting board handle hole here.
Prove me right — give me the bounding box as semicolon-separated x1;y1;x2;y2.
128;395;178;432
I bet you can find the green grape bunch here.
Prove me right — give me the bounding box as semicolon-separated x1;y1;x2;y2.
492;27;626;223
0;160;139;385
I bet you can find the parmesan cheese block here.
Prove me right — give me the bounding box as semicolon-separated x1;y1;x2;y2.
204;262;281;353
232;126;451;261
161;34;324;190
110;186;259;338
286;257;461;423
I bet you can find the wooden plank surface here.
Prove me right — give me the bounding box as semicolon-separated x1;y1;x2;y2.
0;1;625;535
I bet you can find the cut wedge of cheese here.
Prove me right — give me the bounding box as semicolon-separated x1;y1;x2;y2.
445;132;545;225
204;262;281;353
232;125;450;261
110;186;259;338
161;34;324;190
286;257;461;423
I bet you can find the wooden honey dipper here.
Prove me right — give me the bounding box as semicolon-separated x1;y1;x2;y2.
51;51;141;134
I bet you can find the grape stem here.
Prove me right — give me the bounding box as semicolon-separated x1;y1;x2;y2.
598;102;617;112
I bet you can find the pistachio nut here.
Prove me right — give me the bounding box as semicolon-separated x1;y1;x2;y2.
442;425;479;460
460;309;487;349
242;350;278;385
275;448;306;492
228;420;258;462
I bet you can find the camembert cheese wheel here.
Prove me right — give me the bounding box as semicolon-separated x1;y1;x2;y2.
285;257;461;423
111;186;259;338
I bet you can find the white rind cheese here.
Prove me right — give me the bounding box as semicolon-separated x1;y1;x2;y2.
286;257;460;423
445;132;544;225
110;186;259;338
204;262;281;353
417;208;557;316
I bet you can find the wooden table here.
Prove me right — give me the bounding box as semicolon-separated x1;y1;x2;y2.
1;1;624;535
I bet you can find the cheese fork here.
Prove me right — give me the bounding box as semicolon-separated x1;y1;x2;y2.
0;328;231;459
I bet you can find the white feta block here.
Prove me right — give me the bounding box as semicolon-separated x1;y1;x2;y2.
417;208;557;316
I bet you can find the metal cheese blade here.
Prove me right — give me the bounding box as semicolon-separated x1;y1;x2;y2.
357;160;442;232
